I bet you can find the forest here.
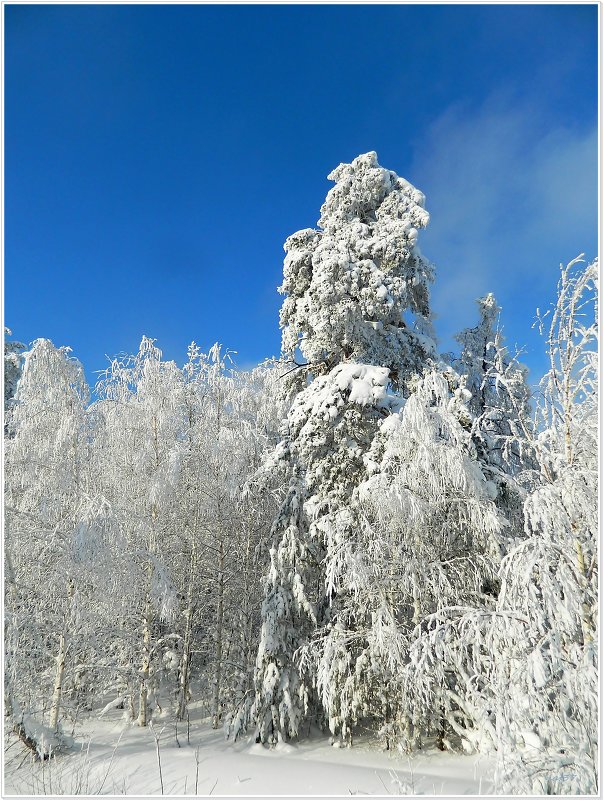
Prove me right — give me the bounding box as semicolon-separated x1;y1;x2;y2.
3;152;598;795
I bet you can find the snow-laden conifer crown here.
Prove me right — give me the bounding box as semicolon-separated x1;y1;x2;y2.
279;152;435;383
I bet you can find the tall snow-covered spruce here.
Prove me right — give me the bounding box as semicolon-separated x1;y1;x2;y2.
248;152;436;743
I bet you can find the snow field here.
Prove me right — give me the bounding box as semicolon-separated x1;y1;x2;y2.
4;704;495;797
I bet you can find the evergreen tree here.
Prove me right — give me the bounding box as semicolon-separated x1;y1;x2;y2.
452;294;536;548
251;152;435;743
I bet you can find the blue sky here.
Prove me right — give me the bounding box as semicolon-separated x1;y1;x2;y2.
5;4;598;388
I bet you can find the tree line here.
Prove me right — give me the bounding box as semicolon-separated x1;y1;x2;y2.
4;152;597;794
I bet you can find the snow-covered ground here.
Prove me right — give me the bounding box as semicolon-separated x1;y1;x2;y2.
3;703;495;796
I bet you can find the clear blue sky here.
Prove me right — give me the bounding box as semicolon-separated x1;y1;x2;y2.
5;4;598;388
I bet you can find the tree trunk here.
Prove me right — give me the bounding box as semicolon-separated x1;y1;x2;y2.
140;468;159;727
574;536;594;646
238;524;255;701
138;597;152;727
177;544;196;721
49;579;75;733
212;539;225;729
435;699;446;751
49;632;67;733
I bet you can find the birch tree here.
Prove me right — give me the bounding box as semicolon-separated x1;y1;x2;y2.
344;367;504;751
93;337;182;726
173;347;286;728
407;257;598;792
491;256;598;793
4;339;110;749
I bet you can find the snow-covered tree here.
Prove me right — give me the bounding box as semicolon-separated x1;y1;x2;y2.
4;327;26;415
220;360;288;734
451;294;536;548
280;152;434;384
89;337;284;730
252;363;400;744
171;345;284;728
491;256;598;793
4;339;117;751
251;152;436;744
454;294;533;452
337;367;504;751
406;257;598;792
93;337;184;726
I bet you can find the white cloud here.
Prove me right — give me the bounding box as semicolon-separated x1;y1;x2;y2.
408;98;597;376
